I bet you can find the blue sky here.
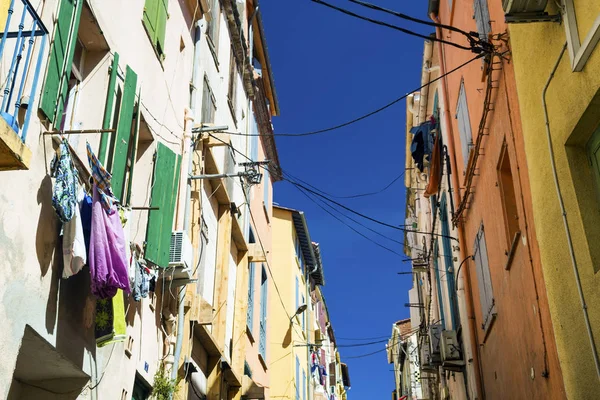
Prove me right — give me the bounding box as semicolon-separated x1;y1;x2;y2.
260;0;429;397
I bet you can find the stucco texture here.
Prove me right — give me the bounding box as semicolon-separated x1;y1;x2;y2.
509;4;600;399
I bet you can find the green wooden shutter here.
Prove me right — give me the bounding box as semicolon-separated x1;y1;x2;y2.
110;66;138;201
145;143;181;268
40;0;83;125
142;0;158;42
155;0;168;55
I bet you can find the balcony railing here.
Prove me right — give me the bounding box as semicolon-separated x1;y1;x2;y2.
0;0;48;142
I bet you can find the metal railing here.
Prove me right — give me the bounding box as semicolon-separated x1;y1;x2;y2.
0;0;48;142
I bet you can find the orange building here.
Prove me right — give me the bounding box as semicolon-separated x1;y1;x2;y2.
427;0;566;398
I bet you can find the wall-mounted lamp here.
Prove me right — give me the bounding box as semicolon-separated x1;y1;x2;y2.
289;304;307;323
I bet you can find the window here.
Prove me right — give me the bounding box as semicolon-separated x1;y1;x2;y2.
247;262;255;333
497;142;520;264
201;75;216;124
142;0;169;58
132;375;151;400
259;266;268;360
263;168;270;207
295;276;299;312
295;234;304;272
473;224;496;334
145;142;182;268
440;194;459;330
250;110;259;161
473;0;491;41
301;294;305;331
228;47;238;124
456;81;473;168
206;0;220;58
40;0;83;126
587;125;600;205
296;356;301;400
433;240;446;329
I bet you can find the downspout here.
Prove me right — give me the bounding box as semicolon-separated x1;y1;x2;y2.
430;12;485;400
171;20;206;389
542;42;600;379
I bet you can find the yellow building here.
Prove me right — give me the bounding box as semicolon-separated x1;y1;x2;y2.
270;205;322;400
509;2;600;398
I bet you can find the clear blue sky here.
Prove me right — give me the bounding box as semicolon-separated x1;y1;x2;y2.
260;0;429;397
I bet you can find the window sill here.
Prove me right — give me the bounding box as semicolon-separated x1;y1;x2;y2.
207;36;219;71
0;118;31;170
504;231;521;271
246;324;255;343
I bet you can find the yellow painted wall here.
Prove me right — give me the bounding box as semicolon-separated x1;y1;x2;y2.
270;207;309;400
509;3;600;398
0;0;8;28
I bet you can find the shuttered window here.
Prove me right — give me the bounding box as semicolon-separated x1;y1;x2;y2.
329;362;336;387
295;276;299;312
302;370;306;400
110;66;138;201
201;75;216;124
40;0;83;126
456;81;473;168
250;111;259;161
259;266;268;359
246;262;255;333
473;0;491;41
142;0;169;58
227;47;238;123
145;143;182;268
263;168;269;207
473;224;496;332
206;0;220;55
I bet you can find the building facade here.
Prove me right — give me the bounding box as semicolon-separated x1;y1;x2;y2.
509;0;600;398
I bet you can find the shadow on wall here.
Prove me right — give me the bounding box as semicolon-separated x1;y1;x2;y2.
6;325;91;400
36;174;59;278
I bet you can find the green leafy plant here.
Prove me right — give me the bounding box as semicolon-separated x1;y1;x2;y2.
152;364;177;400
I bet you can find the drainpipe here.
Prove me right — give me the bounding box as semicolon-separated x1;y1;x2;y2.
170;20;206;390
419;40;434;124
430;12;485;399
542;42;600;380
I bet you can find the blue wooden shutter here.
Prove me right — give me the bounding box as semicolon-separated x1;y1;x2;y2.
302;370;306;400
247;262;255;332
40;0;83;125
440;194;459;330
295;276;299;311
433;240;446;328
296;356;300;400
473;0;491;40
259;265;268;358
263;168;269;206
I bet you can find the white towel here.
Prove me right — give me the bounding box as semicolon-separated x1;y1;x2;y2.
62;188;87;279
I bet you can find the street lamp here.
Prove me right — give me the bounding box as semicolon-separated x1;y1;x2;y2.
290;303;307;323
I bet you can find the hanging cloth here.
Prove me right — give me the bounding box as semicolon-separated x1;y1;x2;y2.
50;139;79;222
95;291;127;347
80;191;93;258
62;188;87;278
89;183;130;299
86;141;119;214
424;132;443;198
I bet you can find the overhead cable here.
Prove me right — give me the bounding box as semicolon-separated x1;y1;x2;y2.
310;0;477;52
217;53;483;137
345;0;482;47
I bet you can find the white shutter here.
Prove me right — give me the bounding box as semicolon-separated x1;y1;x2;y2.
456;82;473;167
473;224;496;331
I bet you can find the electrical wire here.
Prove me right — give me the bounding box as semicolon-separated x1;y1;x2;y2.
337;335;390;341
344;0;481;45
309;0;477;52
214;53;483;137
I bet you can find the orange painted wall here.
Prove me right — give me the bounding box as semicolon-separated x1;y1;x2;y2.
436;0;565;398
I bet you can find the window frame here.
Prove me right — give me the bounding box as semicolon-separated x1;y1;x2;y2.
497;140;521;269
205;0;220;66
201;75;216;125
142;0;169;60
227;46;238;125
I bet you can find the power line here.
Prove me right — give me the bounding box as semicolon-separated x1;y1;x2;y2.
337;335;391;341
309;0;477;52
293;183;405;257
344;0;483;47
215;53;483;137
335;338;390;347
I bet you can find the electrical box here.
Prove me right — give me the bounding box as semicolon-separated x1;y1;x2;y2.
428;323;442;362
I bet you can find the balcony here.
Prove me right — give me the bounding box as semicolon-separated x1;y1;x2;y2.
0;0;48;170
